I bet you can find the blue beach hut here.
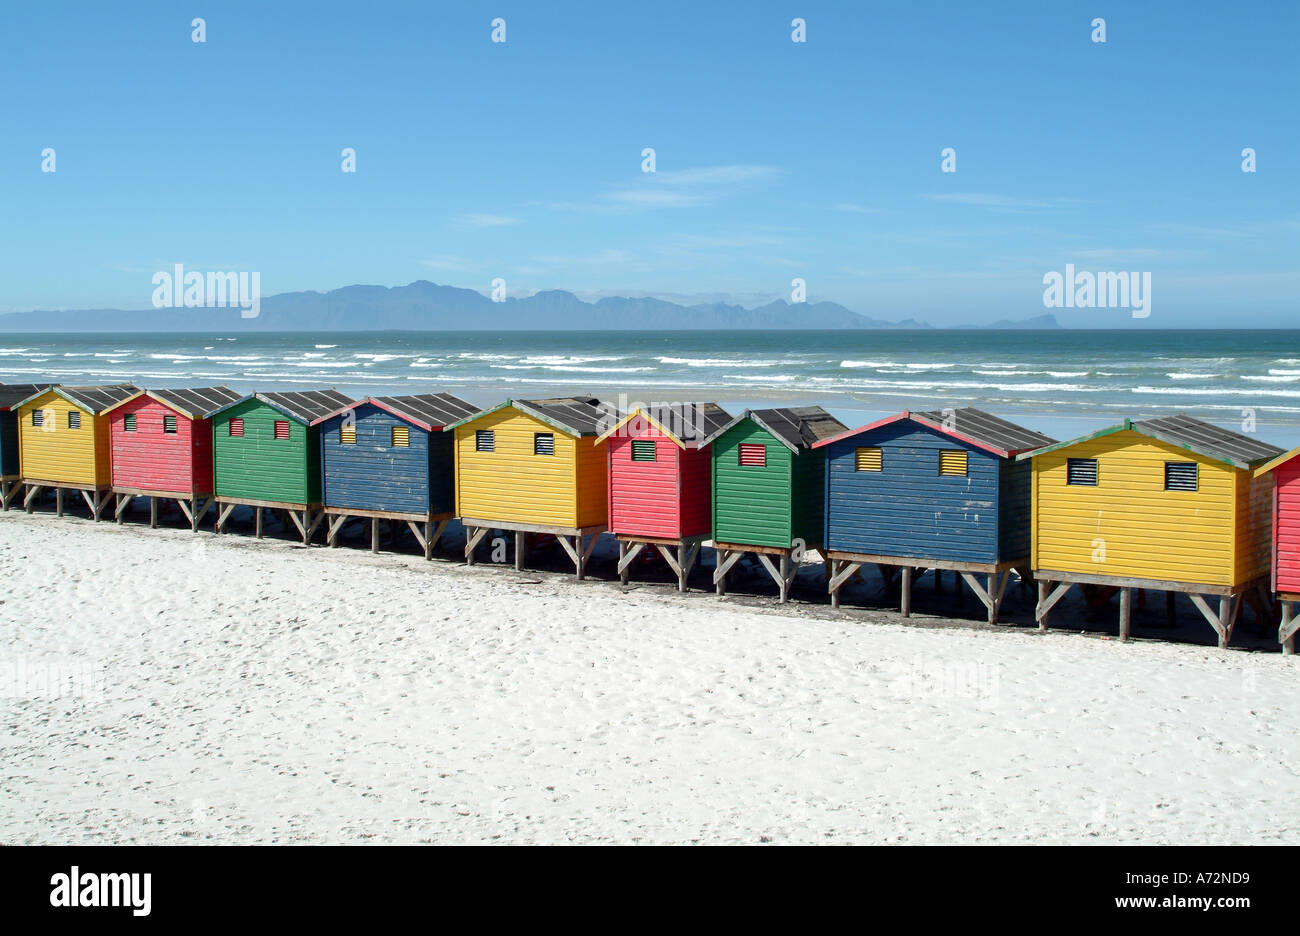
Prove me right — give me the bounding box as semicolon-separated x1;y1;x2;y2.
812;407;1055;622
311;392;477;557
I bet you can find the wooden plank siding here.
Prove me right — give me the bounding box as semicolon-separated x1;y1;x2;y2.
17;390;109;486
453;406;607;528
711;421;794;549
1235;467;1273;585
823;422;1001;564
0;411;19;477
109;396;209;493
319;403;452;515
607;431;682;538
997;457;1033;561
1030;429;1242;586
1275;458;1300;594
212;399;320;504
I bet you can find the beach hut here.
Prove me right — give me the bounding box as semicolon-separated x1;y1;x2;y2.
594;402;732;591
102;386;242;530
209;390;353;544
813;408;1056;623
1020;414;1282;646
14;384;139;519
447;397;613;579
0;383;50;510
310;392;477;558
700;406;847;602
1252;446;1300;652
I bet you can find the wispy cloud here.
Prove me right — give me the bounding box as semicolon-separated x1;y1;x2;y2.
605;190;708;207
603;164;781;211
921;193;1087;213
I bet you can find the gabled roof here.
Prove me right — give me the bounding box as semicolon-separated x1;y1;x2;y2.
12;384;139;414
445;397;612;437
701;406;847;453
812;407;1056;458
310;392;478;431
1255;445;1300;477
594;402;732;448
100;386;243;420
0;384;52;411
1016;414;1284;470
210;389;355;424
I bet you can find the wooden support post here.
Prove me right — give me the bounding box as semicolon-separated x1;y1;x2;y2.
115;493;134;523
677;542;689;592
830;560;842;609
371;517;380;553
1281;601;1297;655
1036;580;1072;630
149;496;158;529
423;520;434;560
255;506;264;539
56;487;64;517
327;515;345;547
714;548;742;595
900;565;913;617
1220;595;1237;649
464;526;487;564
618;542;629;584
515;530;526;571
1118;586;1132;643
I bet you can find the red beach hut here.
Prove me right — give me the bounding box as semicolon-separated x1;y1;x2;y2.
104;386;242;530
595;403;731;591
1255;445;1300;652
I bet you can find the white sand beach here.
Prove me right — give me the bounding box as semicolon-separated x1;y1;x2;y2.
1;510;1296;846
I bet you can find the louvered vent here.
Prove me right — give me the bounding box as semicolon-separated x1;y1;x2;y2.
1067;457;1098;486
1165;461;1198;492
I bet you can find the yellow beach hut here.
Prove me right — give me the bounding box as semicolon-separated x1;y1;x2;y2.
1018;414;1283;646
15;384;139;519
447;397;613;579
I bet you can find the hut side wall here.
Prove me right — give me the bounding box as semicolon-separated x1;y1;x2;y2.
212;400;315;504
109;396;198;493
0;411;18;477
711;422;793;549
824;422;999;563
1233;466;1273;585
453;407;579;528
1275;459;1300;594
997;457;1033;562
608;430;681;538
789;447;827;549
677;445;714;538
574;434;610;529
1031;429;1237;586
320;403;433;515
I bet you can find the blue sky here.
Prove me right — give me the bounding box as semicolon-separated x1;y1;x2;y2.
2;0;1296;326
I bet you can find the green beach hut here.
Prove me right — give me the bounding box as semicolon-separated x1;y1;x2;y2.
209;390;353;543
700;406;847;602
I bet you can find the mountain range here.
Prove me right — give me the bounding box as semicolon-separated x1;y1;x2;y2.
0;281;1059;332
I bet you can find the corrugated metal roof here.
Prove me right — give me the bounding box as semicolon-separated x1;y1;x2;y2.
751;406;847;449
370;392;478;430
258;390;355;423
0;384;51;411
643;402;732;444
917;406;1057;455
1133;413;1283;468
515;397;611;436
55;384;140;414
148;386;243;419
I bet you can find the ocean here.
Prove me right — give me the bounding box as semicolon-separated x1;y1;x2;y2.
4;328;1300;445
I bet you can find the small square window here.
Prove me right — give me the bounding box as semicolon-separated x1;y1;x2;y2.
939;450;968;476
631;439;656;461
1067;457;1098;486
163;415;177;434
67;411;81;429
273;420;290;440
534;432;554;456
392;425;410;447
738;443;766;467
855;447;882;471
124;413;137;432
475;429;494;452
1165;461;1198;492
228;418;244;437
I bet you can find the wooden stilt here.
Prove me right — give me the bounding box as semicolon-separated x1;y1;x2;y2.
1118;587;1132;642
1281;601;1297;655
371;518;379;553
515;530;526;571
149;496;158;529
55;487;64;517
900;565;912;617
255;506;264;539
